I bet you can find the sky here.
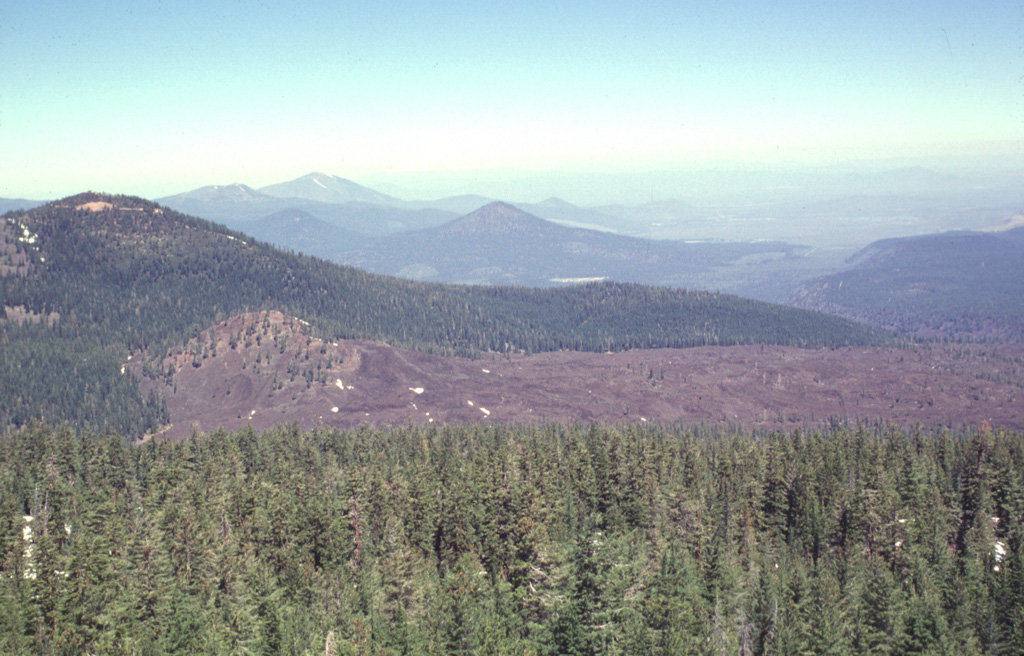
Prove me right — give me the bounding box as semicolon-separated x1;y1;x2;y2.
2;0;1022;201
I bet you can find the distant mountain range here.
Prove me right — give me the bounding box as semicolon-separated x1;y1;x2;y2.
0;198;46;214
154;174;812;297
157;174;460;236
8;170;1022;342
339;201;801;288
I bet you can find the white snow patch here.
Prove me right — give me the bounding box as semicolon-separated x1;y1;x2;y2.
467;400;474;407
641;417;648;422
18;227;38;245
313;177;328;189
336;379;345;390
550;276;608;283
331;407;339;413
480;407;490;416
250;410;256;417
995;540;1007;563
409;387;424;395
481;369;490;374
120;365;126;375
127;355;132;361
22;516;36;579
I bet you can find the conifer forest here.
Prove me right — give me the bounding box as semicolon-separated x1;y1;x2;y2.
2;421;1022;655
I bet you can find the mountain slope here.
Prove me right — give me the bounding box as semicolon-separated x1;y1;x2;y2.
157;183;290;222
792;228;1024;340
343;201;800;287
159;184;457;237
0;192;892;436
239;208;370;257
259;172;403;205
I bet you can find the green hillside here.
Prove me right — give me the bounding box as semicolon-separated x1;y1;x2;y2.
1;192;892;436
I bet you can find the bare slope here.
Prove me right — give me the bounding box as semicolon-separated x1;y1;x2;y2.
143;311;1024;440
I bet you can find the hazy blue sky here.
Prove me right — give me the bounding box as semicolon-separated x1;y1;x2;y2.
3;0;1021;200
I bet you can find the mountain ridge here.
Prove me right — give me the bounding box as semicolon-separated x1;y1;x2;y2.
1;191;894;436
259;172;404;206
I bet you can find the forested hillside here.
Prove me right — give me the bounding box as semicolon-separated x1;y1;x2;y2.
1;421;1021;655
0;193;892;437
792;229;1024;341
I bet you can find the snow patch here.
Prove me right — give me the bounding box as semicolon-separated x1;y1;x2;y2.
995;540;1007;563
409;387;424;395
313;177;328;189
336;379;345;390
467;400;474;407
481;369;490;374
550;276;608;284
480;407;490;416
22;516;35;579
331;407;339;413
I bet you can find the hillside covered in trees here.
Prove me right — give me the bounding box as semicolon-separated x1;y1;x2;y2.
791;228;1024;341
1;193;892;438
1;421;1021;655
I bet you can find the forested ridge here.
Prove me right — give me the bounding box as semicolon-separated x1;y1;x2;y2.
1;421;1022;655
1;193;893;437
792;229;1024;341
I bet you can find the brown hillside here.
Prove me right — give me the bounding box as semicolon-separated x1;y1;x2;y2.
139;311;1024;440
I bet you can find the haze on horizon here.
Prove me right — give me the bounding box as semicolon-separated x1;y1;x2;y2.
2;0;1021;203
